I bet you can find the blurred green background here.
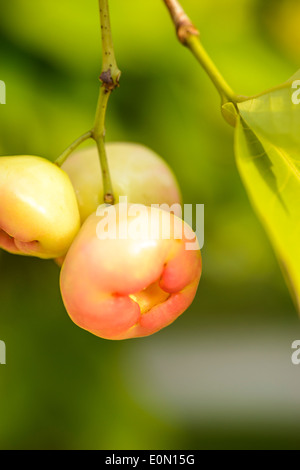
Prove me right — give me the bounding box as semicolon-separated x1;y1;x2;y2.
1;0;300;450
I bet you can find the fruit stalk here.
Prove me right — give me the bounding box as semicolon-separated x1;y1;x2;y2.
98;0;120;87
162;0;237;104
55;131;92;167
92;0;121;205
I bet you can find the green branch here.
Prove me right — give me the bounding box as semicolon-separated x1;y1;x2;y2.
92;0;121;205
55;131;92;167
162;0;237;104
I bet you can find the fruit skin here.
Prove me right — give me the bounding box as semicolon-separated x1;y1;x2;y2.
60;203;202;340
61;142;182;223
0;155;80;259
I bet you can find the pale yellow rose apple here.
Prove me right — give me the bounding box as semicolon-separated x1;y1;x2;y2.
0;155;80;259
61;142;182;223
60;203;202;340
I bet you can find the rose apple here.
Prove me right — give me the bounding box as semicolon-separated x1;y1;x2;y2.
61;142;182;223
60;203;201;340
0;155;80;259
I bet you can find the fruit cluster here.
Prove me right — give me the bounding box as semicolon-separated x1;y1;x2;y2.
0;143;202;339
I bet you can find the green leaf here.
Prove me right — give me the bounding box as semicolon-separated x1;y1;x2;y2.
235;71;300;312
237;70;300;155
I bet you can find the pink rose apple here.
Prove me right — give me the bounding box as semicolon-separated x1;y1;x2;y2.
60;203;202;340
61;142;182;223
0;155;80;259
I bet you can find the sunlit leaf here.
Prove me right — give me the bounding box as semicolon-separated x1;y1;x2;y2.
235;71;300;311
